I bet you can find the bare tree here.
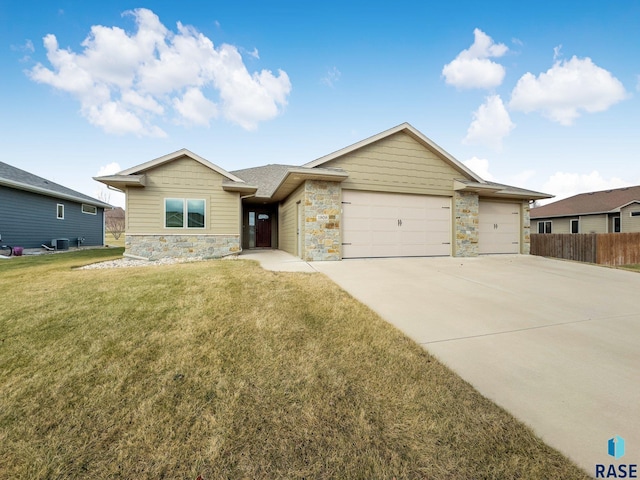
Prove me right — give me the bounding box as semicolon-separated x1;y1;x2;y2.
98;189;111;204
105;207;125;240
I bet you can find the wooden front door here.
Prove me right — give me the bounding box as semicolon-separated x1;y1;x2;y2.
256;213;271;247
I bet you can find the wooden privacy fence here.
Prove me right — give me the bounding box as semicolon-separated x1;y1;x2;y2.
531;233;640;266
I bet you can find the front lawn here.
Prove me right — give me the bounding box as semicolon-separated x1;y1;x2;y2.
0;250;588;479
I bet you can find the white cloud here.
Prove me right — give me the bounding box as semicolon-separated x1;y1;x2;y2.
321;66;341;87
121;90;164;114
553;44;562;61
464;156;495;181
463;95;515;150
208;44;291;130
11;39;34;53
172;87;218;126
509;56;627;125
442;28;508;89
96;162;122;176
542;171;629;201
510;169;535;186
28;8;291;135
85;101;166;137
95;162;126;207
463;157;536;187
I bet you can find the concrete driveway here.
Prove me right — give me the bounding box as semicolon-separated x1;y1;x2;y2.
312;255;640;473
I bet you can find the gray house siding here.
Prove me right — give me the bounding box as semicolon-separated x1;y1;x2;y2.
0;186;104;248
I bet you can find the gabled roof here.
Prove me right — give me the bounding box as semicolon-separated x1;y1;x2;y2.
303;122;484;183
119;148;245;182
231;164;348;201
0;160;111;208
95;148;254;192
531;185;640;219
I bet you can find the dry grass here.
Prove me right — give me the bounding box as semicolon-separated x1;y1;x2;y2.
0;250;588;479
620;264;640;272
104;232;125;248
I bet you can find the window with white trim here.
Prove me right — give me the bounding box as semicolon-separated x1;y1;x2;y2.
570;219;579;234
537;220;552;234
165;199;205;228
631;211;640;217
82;204;97;215
57;204;64;219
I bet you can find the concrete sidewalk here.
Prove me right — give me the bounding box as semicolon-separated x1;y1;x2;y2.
239;249;317;273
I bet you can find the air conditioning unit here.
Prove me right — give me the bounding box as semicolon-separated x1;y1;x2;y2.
51;238;70;250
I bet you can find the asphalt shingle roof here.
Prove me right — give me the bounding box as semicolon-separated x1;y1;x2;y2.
0;161;110;207
231;164;296;198
530;185;640;218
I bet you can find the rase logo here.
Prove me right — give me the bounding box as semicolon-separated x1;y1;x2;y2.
595;436;637;479
610;436;626;460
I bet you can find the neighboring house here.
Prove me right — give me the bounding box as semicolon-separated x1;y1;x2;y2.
0;161;111;249
530;185;640;234
94;123;550;261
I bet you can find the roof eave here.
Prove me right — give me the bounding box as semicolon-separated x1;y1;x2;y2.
531;209;619;219
1;178;112;208
269;168;349;202
221;183;258;194
93;174;147;189
454;180;501;194
454;179;552;200
490;192;553;201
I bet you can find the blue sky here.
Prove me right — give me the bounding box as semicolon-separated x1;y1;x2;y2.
2;0;639;208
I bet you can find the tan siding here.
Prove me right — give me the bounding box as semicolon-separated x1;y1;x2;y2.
554;218;572;234
278;184;304;255
621;204;640;232
323;131;463;196
533;217;571;234
127;157;240;235
579;214;608;233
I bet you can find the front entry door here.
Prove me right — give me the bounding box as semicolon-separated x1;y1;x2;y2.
256;213;271;247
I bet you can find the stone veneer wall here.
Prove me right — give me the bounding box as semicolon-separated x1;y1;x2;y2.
521;200;531;254
303;180;342;261
454;191;479;257
125;234;240;260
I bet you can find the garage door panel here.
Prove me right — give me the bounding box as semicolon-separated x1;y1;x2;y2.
342;190;451;258
478;201;520;254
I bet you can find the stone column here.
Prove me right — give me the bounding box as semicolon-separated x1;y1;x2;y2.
303;180;342;261
522;200;531;254
454;191;479;257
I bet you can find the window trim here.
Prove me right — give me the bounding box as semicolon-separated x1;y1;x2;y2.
57;203;64;220
81;204;97;215
537;220;552;234
613;216;621;233
164;198;206;229
570;219;579;234
630;211;640;217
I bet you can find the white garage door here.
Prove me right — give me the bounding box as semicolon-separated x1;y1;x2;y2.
478;201;520;254
342;191;451;258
